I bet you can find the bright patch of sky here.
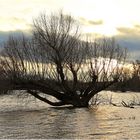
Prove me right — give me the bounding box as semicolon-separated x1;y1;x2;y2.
0;0;140;36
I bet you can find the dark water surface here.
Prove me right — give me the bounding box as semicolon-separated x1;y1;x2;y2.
0;91;140;139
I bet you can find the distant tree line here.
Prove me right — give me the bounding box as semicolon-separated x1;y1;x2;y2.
108;60;140;92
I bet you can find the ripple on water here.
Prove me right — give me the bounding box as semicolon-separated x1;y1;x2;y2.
0;92;140;139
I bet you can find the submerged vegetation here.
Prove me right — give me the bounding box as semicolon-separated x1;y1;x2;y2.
0;11;128;108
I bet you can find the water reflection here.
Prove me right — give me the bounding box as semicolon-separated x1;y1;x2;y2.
0;92;140;139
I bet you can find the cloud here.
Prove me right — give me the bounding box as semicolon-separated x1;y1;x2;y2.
0;30;31;44
116;36;140;60
117;27;135;34
9;17;26;23
0;16;23;23
79;17;103;26
117;25;140;36
134;24;140;29
88;20;103;25
116;25;140;48
114;25;140;60
0;16;32;31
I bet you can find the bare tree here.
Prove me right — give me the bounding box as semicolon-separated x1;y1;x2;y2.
132;60;140;79
0;11;127;107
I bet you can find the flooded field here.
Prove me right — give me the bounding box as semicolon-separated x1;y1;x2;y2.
0;91;140;139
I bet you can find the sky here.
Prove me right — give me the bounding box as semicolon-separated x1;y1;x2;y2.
0;0;140;60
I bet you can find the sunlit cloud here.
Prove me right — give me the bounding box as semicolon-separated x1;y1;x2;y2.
0;16;32;31
117;25;140;36
79;17;103;26
88;20;103;26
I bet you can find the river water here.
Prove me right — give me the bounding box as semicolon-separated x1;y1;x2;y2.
0;91;140;139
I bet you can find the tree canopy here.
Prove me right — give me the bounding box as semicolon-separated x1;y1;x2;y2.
0;11;127;107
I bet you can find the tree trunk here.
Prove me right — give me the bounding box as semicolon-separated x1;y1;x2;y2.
0;79;118;108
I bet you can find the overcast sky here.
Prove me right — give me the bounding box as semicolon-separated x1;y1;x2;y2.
0;0;140;60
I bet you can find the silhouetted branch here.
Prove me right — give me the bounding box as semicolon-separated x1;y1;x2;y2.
0;11;127;107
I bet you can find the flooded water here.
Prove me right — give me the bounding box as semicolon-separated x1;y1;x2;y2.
0;91;140;139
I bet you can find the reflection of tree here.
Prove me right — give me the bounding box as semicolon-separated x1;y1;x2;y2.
42;108;98;139
0;11;127;107
42;108;76;139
